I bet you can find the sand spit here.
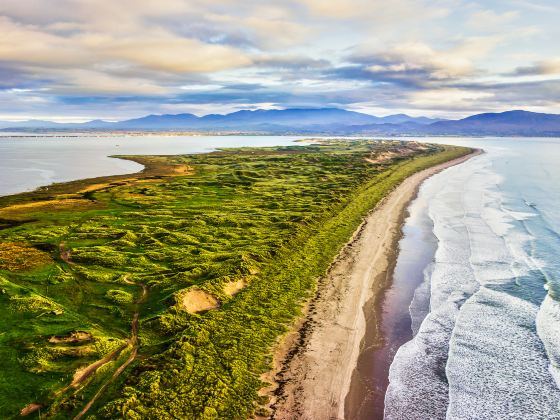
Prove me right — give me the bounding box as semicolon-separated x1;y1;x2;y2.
269;150;480;420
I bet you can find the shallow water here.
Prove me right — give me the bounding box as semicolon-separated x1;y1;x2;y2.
0;134;302;196
345;175;439;420
384;138;560;419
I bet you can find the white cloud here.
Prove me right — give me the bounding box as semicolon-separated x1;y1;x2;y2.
410;88;494;108
298;0;451;22
0;0;558;119
354;36;502;83
514;58;560;76
467;9;519;31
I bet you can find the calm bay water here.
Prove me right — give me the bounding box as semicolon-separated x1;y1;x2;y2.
0;134;301;196
384;137;560;419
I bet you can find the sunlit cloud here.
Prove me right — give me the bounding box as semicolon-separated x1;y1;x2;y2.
0;0;558;120
513;59;560;76
466;9;519;31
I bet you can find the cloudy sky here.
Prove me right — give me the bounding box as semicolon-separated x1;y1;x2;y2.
0;0;559;121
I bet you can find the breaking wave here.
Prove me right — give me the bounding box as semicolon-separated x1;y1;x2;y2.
385;145;560;419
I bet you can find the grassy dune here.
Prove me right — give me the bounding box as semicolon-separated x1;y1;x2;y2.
0;140;470;418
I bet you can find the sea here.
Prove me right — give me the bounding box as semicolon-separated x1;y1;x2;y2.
384;137;560;419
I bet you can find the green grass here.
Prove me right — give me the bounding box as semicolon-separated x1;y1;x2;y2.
0;139;471;418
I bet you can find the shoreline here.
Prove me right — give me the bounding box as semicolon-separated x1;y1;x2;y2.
0;155;190;207
268;149;481;420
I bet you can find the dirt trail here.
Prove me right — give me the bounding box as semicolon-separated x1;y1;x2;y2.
55;282;144;393
59;242;73;264
21;343;128;415
73;281;147;420
21;279;148;418
73;341;139;419
69;343;129;389
19;403;43;417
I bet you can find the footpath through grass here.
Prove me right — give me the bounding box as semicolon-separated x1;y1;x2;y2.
0;140;471;418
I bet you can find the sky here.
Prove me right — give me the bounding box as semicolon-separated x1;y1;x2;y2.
0;0;559;122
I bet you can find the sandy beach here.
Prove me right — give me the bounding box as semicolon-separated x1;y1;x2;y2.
268;150;480;420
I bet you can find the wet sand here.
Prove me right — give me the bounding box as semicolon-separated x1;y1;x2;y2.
268;150;480;420
344;168;440;419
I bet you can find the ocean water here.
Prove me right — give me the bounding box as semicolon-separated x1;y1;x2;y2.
385;138;560;419
0;134;301;196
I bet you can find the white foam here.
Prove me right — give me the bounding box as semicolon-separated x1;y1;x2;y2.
386;156;484;419
446;288;560;419
537;295;560;390
385;151;560;419
409;262;433;336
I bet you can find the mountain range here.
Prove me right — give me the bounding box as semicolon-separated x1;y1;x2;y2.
1;109;559;136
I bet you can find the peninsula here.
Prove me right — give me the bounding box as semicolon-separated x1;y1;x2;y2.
0;140;470;418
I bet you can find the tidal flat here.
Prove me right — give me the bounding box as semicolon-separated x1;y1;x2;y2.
0;140;470;418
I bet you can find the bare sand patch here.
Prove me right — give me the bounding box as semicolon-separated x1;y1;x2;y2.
364;152;397;164
365;143;428;165
179;288;219;313
223;278;248;296
49;331;92;345
20;403;43;417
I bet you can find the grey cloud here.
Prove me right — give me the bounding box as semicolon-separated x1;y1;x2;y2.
254;55;331;70
511;60;560;76
220;83;267;91
326;64;431;89
153;16;258;49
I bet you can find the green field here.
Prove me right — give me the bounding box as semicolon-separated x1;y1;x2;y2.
0;140;470;419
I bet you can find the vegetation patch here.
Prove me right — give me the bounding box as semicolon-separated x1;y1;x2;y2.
106;289;135;305
0;242;52;271
9;294;63;315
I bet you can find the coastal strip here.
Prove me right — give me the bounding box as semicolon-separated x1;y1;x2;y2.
268;149;481;420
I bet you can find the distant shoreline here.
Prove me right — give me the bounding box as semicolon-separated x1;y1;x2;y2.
268;149;480;420
2;109;560;138
2;131;558;140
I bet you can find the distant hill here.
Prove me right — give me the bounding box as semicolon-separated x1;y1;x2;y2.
425;110;560;136
112;113;200;129
0;109;440;132
108;109;441;130
114;108;380;130
376;114;442;125
1;108;559;136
